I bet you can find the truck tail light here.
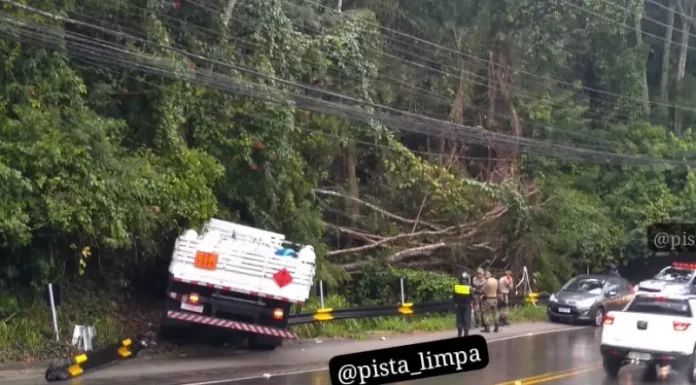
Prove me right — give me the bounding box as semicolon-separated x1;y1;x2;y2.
603;315;615;325
188;293;200;305
674;321;690;331
273;308;284;320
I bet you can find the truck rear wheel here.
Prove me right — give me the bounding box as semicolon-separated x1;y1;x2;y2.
603;356;621;378
249;335;282;351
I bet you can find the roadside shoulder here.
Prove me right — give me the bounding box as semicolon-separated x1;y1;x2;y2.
0;321;582;383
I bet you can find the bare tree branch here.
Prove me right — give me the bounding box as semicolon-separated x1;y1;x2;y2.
390;242;447;261
315;188;443;230
340;243;446;271
323;222;383;243
328;205;507;257
411;195;429;233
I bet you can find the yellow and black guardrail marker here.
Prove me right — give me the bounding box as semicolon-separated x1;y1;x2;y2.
314;308;334;321
118;338;133;358
526;292;539;305
398;302;414;315
66;353;88;377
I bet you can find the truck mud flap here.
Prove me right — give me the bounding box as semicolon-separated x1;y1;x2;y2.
167;310;298;339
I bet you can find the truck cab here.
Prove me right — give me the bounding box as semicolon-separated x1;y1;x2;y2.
160;219;316;350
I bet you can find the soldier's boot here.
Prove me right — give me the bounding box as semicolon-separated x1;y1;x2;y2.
457;328;463;337
481;325;491;333
494;324;500;333
464;329;469;337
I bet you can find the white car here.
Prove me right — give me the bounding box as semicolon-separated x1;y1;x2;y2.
600;293;696;382
636;262;696;295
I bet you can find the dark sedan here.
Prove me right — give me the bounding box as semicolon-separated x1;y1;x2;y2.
547;274;633;327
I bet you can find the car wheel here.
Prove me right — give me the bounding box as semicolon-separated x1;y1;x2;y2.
687;350;696;383
548;315;558;323
642;364;657;381
603;356;622;378
593;307;605;327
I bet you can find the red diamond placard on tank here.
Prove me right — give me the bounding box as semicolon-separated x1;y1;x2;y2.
273;268;293;288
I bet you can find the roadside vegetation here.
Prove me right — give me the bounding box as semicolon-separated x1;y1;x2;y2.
3;0;696;365
1;282;545;364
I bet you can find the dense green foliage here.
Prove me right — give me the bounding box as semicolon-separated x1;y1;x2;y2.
4;0;696;309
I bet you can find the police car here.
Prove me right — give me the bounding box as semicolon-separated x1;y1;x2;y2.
600;293;696;382
636;263;696;295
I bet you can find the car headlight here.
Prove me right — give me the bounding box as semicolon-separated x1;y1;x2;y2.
576;298;596;308
549;294;558;302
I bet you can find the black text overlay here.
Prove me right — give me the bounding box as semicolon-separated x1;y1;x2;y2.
328;335;489;385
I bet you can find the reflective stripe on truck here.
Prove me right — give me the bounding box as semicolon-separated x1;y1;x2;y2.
167;311;298;339
171;277;304;304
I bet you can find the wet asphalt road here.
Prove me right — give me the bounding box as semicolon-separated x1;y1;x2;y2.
169;327;692;385
5;323;694;385
180;327;603;385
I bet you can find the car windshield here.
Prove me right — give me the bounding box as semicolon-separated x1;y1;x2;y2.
626;296;692;317
562;277;605;294
654;268;693;282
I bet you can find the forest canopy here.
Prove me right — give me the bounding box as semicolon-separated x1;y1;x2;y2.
2;0;696;298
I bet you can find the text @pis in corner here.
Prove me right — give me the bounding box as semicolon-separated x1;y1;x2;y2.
647;223;696;252
328;335;489;385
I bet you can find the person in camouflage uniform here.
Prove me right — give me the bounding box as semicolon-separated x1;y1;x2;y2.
471;268;486;328
481;271;500;333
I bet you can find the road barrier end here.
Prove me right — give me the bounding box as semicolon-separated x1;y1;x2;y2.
398;302;414;315
66;353;87;376
525;292;539;305
314;308;334;321
45;333;155;382
118;338;133;358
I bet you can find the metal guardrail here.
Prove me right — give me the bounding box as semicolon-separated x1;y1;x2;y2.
288;293;550;325
45;334;155;381
44;293;549;381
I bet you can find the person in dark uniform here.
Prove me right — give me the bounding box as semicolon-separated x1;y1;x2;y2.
606;263;620;278
453;272;473;337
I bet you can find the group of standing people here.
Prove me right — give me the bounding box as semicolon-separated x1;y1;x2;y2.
452;268;514;337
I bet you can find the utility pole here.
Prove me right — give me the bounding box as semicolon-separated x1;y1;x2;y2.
203;0;238;86
223;0;237;27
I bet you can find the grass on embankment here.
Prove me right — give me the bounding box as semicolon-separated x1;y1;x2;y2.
0;290;547;364
0;288;159;364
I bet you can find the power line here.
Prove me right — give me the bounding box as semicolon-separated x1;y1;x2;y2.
72;60;523;163
214;0;661;125
1;8;694;168
600;0;696;43
62;0;625;150
562;0;696;55
298;0;696;114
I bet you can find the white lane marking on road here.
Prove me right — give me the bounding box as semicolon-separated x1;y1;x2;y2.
178;325;588;385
